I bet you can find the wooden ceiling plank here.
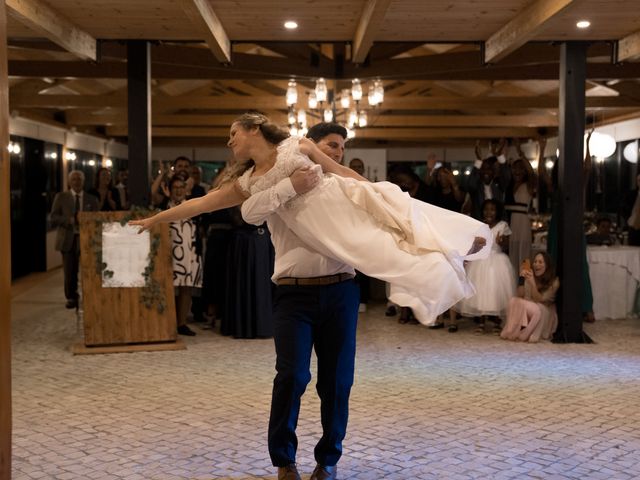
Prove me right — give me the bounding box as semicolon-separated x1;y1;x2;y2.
181;0;231;63
618;30;640;62
484;0;575;64
352;0;393;64
6;0;96;61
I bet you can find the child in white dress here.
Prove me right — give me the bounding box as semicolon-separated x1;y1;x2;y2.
132;113;492;325
457;199;516;333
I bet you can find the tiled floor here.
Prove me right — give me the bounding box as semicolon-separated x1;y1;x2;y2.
10;270;640;479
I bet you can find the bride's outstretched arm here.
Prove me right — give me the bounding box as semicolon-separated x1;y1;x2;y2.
299;138;368;182
130;182;246;232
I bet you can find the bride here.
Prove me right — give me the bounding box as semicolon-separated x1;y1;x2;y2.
131;112;491;324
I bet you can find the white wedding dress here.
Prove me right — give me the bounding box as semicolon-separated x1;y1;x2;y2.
238;137;492;325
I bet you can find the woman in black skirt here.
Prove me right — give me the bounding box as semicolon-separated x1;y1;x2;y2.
221;207;275;339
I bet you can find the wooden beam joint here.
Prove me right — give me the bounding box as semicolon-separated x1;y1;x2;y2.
6;0;97;61
181;0;231;64
484;0;574;64
352;0;393;64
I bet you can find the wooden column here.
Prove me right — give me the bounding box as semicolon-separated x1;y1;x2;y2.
556;42;589;343
0;2;12;478
127;41;151;207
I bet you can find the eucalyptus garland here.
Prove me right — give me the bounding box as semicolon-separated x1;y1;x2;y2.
140;233;166;314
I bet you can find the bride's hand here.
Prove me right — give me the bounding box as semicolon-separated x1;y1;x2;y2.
298;137;316;157
129;216;156;234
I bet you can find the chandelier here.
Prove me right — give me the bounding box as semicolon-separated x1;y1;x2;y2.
285;77;384;138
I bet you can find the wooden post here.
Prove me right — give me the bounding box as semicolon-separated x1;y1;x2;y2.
556;42;589;343
0;2;12;478
127;41;151;208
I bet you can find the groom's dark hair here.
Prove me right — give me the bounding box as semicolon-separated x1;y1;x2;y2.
306;122;347;142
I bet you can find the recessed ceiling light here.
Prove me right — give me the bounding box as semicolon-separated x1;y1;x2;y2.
576;20;591;29
284;21;298;30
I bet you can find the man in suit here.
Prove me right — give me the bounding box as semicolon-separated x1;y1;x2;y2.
241;123;357;480
50;170;99;309
466;141;511;220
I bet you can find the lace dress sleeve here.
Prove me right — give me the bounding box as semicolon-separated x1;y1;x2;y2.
276;136;315;177
236;167;254;196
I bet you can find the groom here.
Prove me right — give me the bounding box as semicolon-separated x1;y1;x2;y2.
241;123;357;480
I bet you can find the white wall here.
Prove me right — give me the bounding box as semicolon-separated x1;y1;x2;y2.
344;148;387;181
9;116;128;159
10;116;66;145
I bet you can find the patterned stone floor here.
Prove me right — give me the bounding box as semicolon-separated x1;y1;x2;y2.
10;270;640;479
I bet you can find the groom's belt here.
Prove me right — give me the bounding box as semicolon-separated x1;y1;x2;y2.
276;273;355;286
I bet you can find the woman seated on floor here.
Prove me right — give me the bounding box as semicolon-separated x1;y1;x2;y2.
501;251;559;343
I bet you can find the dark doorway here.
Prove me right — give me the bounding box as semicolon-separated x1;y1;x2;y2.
10;137;60;279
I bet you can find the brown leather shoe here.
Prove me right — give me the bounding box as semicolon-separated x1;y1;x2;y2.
310;464;337;480
277;463;301;480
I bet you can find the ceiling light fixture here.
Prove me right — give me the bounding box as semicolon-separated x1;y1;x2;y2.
284;20;298;29
285;78;384;135
576;20;591;29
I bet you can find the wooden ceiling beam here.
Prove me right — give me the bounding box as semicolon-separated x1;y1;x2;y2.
223;80;275;96
66;111;288;126
105;125;539;139
595;80;640;101
181;0;231;63
353;127;539;139
484;0;575;64
11;94;640;110
618;30;640;62
7;43;617;81
6;0;96;61
368;114;559;127
368;42;426;61
352;0;393;63
254;42;317;60
384;81;428;97
64;111;556;128
11;59;640;81
106;126;229;137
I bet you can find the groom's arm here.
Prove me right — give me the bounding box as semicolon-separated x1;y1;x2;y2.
241;166;319;225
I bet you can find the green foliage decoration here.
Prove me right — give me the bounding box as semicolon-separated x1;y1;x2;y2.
89;207;166;313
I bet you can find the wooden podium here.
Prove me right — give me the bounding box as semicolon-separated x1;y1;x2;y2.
73;211;183;354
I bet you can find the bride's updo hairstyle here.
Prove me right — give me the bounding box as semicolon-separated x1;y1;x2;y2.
234;112;290;145
216;112;290;188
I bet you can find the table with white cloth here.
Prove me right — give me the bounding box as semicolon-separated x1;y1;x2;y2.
587;246;640;319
